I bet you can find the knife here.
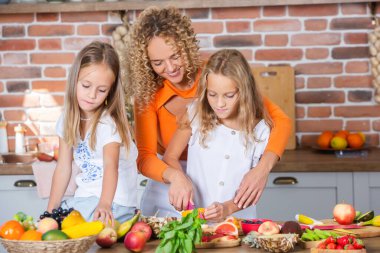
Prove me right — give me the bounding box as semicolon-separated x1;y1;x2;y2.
312;224;363;230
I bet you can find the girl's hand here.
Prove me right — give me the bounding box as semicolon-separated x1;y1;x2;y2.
93;203;114;227
167;168;194;211
204;202;229;222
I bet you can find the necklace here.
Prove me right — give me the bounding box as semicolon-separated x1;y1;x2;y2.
80;117;92;121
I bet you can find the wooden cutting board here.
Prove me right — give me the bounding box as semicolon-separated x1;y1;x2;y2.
321;219;380;238
252;66;296;150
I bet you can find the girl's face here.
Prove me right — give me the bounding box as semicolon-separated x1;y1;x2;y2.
147;36;186;86
76;63;115;118
206;73;240;122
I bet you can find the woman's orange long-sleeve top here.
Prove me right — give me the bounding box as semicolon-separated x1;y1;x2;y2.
134;77;292;182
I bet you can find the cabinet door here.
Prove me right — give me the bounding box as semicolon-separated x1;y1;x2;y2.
0;175;48;224
353;172;380;214
256;172;353;221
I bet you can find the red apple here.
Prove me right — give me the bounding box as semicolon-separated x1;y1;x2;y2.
333;203;355;225
130;221;152;241
258;221;280;235
124;231;147;253
96;227;117;248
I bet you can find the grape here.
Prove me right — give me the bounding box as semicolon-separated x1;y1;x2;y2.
68;207;74;213
43;211;51;217
52;209;59;216
58;207;63;214
40;215;45;220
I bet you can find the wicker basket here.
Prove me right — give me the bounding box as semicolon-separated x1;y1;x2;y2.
0;235;96;253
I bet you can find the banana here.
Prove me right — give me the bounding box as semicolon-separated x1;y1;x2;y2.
62;221;104;239
117;210;141;239
295;214;323;225
360;215;380;227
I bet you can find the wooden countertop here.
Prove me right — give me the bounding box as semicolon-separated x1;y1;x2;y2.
0;148;379;176
87;237;380;253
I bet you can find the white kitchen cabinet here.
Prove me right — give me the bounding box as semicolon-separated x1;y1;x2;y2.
256;172;354;221
353;172;380;214
0;175;48;224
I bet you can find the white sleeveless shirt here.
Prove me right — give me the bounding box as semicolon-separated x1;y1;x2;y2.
186;103;270;218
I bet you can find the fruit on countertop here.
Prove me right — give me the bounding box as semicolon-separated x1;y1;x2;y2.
19;230;42;241
280;221;303;237
41;229;69;241
0;220;25;240
96;227;118;248
117;210;141;239
61;210;86;230
37;152;54;162
214;221;239;237
257;233;298;253
124;231;147;253
13;211;36;231
333;203;356;225
257;221;280;236
316;130;366;149
62;220;104;239
295;214;323;225
360;215;380;227
37;217;59;234
39;207;74;229
301;228;339;241
317;131;334;149
316;234;364;250
130;221;152;241
355;210;375;223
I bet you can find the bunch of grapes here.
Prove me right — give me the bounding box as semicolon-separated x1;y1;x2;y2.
39;207;74;229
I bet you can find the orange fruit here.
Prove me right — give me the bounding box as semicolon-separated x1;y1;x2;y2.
214;221;238;236
19;230;42;241
347;133;364;149
224;216;241;230
335;130;350;139
181;208;205;219
0;220;25;240
330;136;348;150
357;132;366;142
317;131;334;148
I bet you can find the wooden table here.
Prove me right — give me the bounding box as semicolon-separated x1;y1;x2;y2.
88;237;380;253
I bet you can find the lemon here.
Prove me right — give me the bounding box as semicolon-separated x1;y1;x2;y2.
330;136;347;150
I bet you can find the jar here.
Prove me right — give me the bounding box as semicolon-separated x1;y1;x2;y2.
0;121;8;154
14;124;26;154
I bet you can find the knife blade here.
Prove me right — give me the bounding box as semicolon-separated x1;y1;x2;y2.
312;224;363;230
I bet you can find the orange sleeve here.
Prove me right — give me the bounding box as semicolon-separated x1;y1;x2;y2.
263;96;292;158
134;101;167;182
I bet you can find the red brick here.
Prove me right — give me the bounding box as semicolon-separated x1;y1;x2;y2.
308;107;332;117
289;4;338;16
263;6;285;16
265;34;288;47
200;49;253;62
212;7;260;19
32;80;67;92
0;82;3;93
254;19;301;32
341;3;367;15
335;75;372;88
0;95;40;107
297;119;343;132
38;39;62;50
192;21;224;34
214;35;262;47
3;53;28;64
28;108;62;121
304;19;327;31
6;81;29;93
78;25;100;36
348;90;372;102
0;67;41;79
44;67;66;78
2;26;25;37
346;120;370;131
298;134;319;148
102;24;119;36
198;36;212;48
291;33;340;46
305;48;329;60
3;110;27;121
307;77;331;88
28;25;74;37
184;8;209;19
41;95;65;107
335;105;380;117
296;106;305;118
344;33;368;44
0;14;33;23
226;21;251;33
295;62;343;75
0;39;35;51
330;18;372;30
61;12;108;22
31;53;75;64
255;49;302;61
345;61;369;73
332;47;369;59
296;91;345;104
295;77;305;89
64;38;109;50
36;13;59;22
373;120;380;131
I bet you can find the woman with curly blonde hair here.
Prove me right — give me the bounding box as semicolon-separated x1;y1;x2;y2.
125;6;291;217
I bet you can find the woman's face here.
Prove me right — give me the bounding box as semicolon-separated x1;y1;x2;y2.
147;36;186;86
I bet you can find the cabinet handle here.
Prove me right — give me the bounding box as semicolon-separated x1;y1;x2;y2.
14;180;37;187
140;179;147;187
273;177;298;185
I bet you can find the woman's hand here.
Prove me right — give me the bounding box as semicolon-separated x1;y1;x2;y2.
233;152;278;209
93;203;114;227
165;167;194;211
204;202;229;222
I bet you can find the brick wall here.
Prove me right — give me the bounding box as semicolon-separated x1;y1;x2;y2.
1;3;379;151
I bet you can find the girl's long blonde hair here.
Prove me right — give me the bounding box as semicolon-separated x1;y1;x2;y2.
196;49;273;148
63;41;131;152
125;6;201;110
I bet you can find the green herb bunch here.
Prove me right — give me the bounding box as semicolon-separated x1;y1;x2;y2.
155;208;206;253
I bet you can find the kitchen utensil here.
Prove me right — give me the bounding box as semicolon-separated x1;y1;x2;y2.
240;219;272;235
312;224;363;230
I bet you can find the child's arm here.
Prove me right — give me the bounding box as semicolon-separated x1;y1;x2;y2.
47;137;73;212
93;142;120;225
162;113;194;211
204;200;241;222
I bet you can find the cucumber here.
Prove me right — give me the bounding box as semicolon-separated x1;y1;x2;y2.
357;210;374;223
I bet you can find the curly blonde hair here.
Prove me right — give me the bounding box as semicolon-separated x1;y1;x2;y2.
124;6;201;110
196;49;273;148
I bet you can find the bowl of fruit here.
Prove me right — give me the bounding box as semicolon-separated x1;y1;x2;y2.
240;219;272;235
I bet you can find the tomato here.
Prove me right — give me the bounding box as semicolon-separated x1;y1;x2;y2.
0;220;25;240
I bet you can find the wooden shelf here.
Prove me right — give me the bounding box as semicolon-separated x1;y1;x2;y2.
0;0;373;14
